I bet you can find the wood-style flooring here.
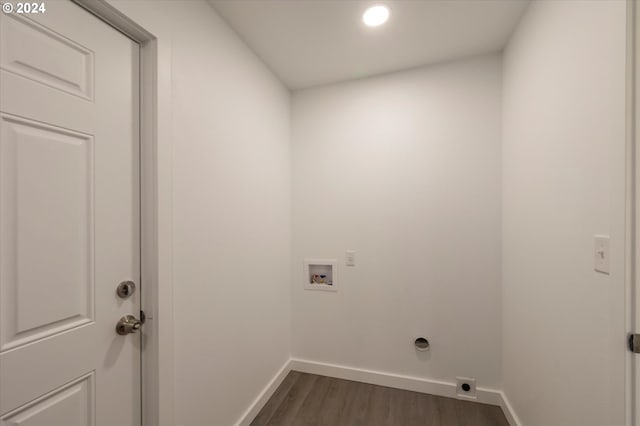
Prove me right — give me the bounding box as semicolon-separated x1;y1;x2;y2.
251;371;509;426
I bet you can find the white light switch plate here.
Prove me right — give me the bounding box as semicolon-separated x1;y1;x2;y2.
345;250;356;267
594;235;610;274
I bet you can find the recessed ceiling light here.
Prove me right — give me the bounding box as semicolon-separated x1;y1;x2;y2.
363;5;390;27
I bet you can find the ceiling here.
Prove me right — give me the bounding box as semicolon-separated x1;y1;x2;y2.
209;0;530;90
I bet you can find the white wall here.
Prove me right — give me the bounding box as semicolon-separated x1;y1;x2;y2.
501;1;627;425
108;2;292;425
291;55;503;388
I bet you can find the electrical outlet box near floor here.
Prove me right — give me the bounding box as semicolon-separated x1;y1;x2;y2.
456;377;477;399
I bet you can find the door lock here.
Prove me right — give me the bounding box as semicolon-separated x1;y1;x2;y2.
116;314;142;335
116;280;136;298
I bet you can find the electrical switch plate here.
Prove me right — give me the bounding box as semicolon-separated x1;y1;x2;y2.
345;250;356;267
594;235;610;274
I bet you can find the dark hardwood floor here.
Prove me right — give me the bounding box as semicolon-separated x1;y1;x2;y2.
251;371;509;426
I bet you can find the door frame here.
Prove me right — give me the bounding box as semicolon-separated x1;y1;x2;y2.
70;2;174;425
628;0;639;425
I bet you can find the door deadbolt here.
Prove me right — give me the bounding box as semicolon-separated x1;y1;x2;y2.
116;315;142;335
116;280;136;298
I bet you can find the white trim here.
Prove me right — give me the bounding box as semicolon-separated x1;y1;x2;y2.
498;391;523;426
627;0;639;425
71;0;152;41
290;358;458;399
289;358;517;423
140;34;174;426
235;360;293;426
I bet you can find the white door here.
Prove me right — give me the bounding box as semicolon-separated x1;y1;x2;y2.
0;1;141;425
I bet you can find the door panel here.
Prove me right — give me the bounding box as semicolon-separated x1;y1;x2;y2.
0;13;93;100
0;2;140;425
1;373;95;426
0;114;94;352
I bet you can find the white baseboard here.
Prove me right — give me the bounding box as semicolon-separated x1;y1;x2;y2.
290;358;500;404
235;359;292;426
497;391;522;426
290;358;521;426
236;357;522;426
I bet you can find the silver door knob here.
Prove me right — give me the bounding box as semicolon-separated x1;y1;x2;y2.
116;314;142;335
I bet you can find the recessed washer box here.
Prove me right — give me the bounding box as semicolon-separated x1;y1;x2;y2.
304;259;338;292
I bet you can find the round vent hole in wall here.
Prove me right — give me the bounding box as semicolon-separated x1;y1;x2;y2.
414;337;430;351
